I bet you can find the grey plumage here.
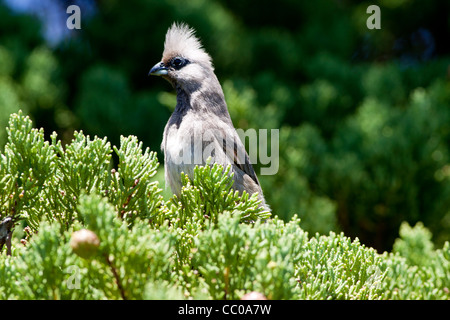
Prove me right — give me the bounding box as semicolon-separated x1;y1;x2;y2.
149;23;269;211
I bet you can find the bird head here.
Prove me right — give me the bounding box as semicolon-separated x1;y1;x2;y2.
149;23;214;93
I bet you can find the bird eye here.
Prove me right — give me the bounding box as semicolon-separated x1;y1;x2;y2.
171;57;187;69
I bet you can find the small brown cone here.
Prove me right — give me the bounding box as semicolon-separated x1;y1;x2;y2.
70;229;100;259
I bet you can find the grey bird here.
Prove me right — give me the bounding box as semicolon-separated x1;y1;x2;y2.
149;23;269;212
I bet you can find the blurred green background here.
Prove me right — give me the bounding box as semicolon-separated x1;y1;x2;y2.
0;0;449;252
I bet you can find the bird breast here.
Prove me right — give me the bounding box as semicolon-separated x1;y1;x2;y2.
163;112;232;195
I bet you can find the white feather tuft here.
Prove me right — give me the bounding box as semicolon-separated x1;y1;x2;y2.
163;22;212;66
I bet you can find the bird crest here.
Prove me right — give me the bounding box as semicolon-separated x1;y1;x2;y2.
162;22;212;66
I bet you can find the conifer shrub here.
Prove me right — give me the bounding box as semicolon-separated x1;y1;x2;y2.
0;112;448;300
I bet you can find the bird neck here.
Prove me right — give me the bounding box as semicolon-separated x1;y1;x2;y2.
174;79;231;121
174;85;191;113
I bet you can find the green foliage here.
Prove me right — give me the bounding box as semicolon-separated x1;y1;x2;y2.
393;222;436;267
1;0;449;252
75;193;175;299
377;222;450;299
170;163;270;224
0;113;448;300
2;221;81;299
1;111;57;229
296;232;387;300
381;241;450;300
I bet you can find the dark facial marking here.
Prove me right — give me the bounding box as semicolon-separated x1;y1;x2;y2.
169;56;189;70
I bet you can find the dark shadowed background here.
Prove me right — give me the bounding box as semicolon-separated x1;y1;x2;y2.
0;0;449;252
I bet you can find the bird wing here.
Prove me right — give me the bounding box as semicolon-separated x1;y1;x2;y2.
219;131;260;187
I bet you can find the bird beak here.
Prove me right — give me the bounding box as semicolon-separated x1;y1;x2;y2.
149;62;168;76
